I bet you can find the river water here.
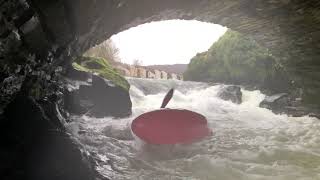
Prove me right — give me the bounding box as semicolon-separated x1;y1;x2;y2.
67;78;320;180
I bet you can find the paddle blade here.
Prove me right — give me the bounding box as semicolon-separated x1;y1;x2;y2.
160;88;174;108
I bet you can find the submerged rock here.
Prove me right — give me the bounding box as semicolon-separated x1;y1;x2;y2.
217;85;242;104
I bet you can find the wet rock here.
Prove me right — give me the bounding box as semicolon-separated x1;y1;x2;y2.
217;85;242;104
65;72;132;118
285;106;313;117
65;63;91;81
1;94;98;180
309;113;320;119
38;97;67;130
259;93;289;114
64;87;93;115
260;92;320;118
261;93;288;104
89;75;132;118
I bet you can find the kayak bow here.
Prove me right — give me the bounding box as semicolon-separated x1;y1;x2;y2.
131;88;211;145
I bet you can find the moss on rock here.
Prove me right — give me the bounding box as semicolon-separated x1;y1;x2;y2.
72;56;130;91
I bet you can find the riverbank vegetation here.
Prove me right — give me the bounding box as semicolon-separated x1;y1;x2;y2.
73;56;130;91
184;30;291;93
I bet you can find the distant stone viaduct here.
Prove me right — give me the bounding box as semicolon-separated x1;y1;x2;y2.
115;65;183;80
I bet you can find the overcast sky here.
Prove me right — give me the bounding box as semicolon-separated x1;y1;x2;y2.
111;20;227;65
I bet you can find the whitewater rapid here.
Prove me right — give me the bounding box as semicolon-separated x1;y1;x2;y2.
67;78;320;180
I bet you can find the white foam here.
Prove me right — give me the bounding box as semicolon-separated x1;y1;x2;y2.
70;78;320;180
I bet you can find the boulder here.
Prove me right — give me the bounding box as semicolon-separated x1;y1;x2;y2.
88;75;132;118
64;86;94;115
1;94;98;180
217;85;242;104
259;92;320;118
259;93;289;113
64;73;132;118
65;63;91;81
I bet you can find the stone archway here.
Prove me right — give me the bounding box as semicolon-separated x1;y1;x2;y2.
1;1;320;179
1;0;319;106
23;0;319;68
1;0;313;106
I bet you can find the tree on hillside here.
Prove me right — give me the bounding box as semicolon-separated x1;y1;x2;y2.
184;30;290;92
84;39;120;65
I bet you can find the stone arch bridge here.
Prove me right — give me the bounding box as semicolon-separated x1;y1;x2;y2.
1;0;320;102
1;1;320;179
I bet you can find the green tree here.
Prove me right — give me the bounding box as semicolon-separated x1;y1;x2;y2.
184;30;290;92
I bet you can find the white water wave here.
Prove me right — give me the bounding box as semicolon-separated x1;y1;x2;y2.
68;78;320;180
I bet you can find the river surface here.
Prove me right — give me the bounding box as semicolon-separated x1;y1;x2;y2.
67;78;320;180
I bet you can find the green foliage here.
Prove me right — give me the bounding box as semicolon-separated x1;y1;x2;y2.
184;30;290;91
73;56;130;91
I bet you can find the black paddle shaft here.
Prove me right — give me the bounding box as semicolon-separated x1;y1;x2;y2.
160;88;174;108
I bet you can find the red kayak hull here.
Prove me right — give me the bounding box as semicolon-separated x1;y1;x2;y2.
131;109;211;145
